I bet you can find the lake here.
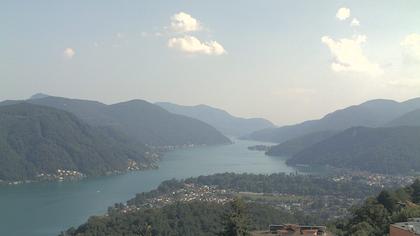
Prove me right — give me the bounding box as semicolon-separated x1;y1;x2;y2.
0;139;295;236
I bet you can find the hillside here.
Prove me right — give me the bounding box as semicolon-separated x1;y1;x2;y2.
18;96;231;146
332;180;420;236
0;103;156;181
247;98;420;143
61;172;381;236
386;109;420;127
156;102;275;137
266;130;337;157
287;126;420;174
105;100;232;146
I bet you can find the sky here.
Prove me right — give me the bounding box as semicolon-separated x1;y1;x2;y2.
1;1;420;125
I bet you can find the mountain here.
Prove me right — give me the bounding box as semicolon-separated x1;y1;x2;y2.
386;109;420;127
105;100;231;146
156;102;275;137
29;93;50;100
21;96;231;146
0;103;156;181
247;98;420;143
287;126;420;174
266;130;338;157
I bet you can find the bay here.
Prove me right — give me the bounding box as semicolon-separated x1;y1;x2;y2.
0;139;295;236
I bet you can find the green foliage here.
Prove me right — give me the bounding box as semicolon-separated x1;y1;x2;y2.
0;103;154;181
183;173;378;198
221;198;250;236
61;201;300;236
288;126;420;174
332;180;420;236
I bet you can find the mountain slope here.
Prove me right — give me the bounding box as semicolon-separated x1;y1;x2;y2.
386;109;420;127
0;103;156;181
287;126;420;174
247;98;420;143
21;96;231;146
156;102;275;137
105;100;232;146
266;130;338;157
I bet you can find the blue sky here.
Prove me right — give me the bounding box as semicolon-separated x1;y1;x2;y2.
1;1;420;124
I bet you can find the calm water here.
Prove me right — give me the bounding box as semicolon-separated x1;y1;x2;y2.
0;139;295;236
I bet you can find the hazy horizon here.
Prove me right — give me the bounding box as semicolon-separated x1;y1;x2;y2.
2;1;420;125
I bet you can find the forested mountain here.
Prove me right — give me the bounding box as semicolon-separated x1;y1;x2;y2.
266;130;337;157
287;126;420;174
247;98;420;143
332;180;420;236
0;103;156;181
156;102;275;137
386;109;420;127
1;95;231;146
105;100;231;146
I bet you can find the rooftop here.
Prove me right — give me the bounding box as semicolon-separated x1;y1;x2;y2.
391;218;420;235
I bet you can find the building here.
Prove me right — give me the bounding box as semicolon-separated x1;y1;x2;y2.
269;224;327;236
390;218;420;236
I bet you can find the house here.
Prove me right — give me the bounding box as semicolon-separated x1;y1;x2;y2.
390;218;420;236
269;224;327;236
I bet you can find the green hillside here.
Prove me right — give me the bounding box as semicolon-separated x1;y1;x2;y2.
0;103;156;181
23;96;231;146
266;130;337;157
287;126;420;174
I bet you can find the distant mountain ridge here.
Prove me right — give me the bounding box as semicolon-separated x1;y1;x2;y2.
385;109;420;127
247;98;420;143
0;95;231;147
0;103;156;181
156;102;275;137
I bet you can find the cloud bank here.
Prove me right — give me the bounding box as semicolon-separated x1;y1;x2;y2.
401;33;420;63
336;7;350;21
168;35;226;55
321;35;383;76
167;12;226;56
170;12;201;33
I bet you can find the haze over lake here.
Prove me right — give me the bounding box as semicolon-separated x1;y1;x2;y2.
0;139;294;236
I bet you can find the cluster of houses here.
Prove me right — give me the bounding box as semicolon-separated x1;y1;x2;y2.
330;171;415;188
252;224;329;236
251;218;420;236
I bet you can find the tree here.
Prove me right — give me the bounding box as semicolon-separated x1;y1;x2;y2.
411;179;420;204
377;190;397;212
221;198;251;236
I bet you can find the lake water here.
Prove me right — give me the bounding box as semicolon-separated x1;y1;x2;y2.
0;139;295;236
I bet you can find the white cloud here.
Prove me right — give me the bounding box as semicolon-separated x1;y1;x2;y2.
321;35;383;76
63;48;75;58
350;18;360;27
170;12;201;33
168;35;226;56
401;33;420;62
336;7;351;21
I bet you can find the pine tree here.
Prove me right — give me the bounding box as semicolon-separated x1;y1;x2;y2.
221;198;250;236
